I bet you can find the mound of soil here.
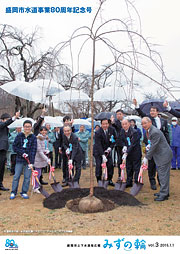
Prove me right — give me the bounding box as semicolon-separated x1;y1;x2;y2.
43;187;142;212
66;198;116;213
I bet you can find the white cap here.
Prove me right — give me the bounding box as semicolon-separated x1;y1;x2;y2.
172;117;178;121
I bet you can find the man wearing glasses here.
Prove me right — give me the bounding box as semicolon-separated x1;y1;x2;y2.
10;120;37;200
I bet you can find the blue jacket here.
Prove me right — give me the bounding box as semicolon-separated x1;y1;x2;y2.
171;124;180;147
75;130;89;151
13;132;37;164
8;130;19;154
47;130;56;152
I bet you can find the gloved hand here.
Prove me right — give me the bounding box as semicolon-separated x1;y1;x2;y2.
66;148;70;155
44;149;50;155
122;153;127;161
28;164;33;169
22;153;28;158
105;147;111;154
145;144;151;152
68;159;73;165
122;146;127;153
102;155;107;163
142;157;148;165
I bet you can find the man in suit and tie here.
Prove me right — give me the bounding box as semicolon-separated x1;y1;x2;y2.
93;118;116;186
111;109;124;179
53;127;62;169
142;117;172;201
133;98;170;190
121;119;142;187
0;111;20;192
62;125;82;185
163;100;180;118
59;116;75;186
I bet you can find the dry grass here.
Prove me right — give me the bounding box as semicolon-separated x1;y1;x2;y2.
0;167;180;236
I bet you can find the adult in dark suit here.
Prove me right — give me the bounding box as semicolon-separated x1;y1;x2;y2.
33;108;45;136
163;100;180;118
142;117;173;201
93;118;117;186
59;116;75;186
62;125;82;185
121;119;142;187
133;98;170;190
53;127;62;169
111;109;124;178
0;111;20;191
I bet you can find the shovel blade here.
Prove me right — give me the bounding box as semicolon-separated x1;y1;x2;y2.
130;182;143;196
98;180;103;187
39;186;50;198
68;181;74;188
98;180;108;189
73;181;80;188
51;182;63;192
115;180;122;190
119;182;126;191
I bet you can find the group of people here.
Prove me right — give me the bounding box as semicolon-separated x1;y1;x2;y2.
0;99;179;202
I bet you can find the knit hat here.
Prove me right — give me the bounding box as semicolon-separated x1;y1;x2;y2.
172;117;178;121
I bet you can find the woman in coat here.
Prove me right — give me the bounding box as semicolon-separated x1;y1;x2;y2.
33;126;50;193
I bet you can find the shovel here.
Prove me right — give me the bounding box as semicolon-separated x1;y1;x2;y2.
98;162;109;189
115;162;126;191
68;181;80;188
67;157;80;189
49;166;63;193
115;180;126;191
130;164;147;196
130;182;143;196
24;156;50;198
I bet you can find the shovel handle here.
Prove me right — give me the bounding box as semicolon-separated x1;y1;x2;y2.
51;171;57;183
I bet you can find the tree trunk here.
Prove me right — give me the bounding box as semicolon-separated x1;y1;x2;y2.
89;38;96;197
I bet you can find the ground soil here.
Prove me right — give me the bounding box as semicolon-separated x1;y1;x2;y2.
0;167;180;235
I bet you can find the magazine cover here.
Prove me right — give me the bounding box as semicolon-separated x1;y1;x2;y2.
0;0;180;253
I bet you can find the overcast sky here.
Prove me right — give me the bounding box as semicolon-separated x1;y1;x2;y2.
1;0;180;101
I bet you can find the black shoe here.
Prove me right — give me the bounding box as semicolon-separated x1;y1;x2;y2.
154;196;169;201
154;192;169;197
62;182;68;187
39;180;48;185
126;183;133;188
108;180;115;187
151;184;157;190
178;168;180;170
171;168;176;170
0;186;10;191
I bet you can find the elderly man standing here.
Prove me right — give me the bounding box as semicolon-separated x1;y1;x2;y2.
0;111;20;192
62;125;82;186
133;98;170;191
121;119;142;187
141;117;173;201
